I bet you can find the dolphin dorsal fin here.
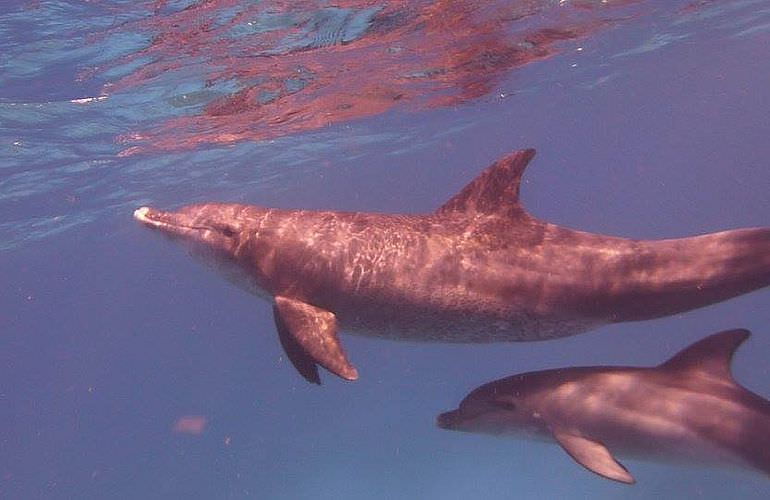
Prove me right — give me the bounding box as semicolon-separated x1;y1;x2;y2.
660;329;751;381
436;149;536;218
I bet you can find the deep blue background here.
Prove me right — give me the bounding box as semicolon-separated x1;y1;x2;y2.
1;1;769;498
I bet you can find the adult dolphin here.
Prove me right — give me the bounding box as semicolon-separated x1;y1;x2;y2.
437;329;770;484
133;149;770;383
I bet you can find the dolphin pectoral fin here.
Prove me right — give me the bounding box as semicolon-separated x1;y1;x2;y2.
273;296;359;383
552;430;635;484
274;316;322;385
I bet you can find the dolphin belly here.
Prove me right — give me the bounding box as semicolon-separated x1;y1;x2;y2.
331;300;602;342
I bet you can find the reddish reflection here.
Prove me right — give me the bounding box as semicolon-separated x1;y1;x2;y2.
172;415;208;435
98;1;641;155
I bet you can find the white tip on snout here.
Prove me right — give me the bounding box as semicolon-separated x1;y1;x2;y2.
134;206;152;223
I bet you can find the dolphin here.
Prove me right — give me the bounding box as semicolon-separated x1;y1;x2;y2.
133;149;770;383
437;329;770;484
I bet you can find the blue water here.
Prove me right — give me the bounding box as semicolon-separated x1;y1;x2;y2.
1;0;769;498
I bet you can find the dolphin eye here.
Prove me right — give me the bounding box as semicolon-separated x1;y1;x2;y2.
490;399;517;411
214;224;237;237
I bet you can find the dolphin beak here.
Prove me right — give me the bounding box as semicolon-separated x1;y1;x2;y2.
436;410;458;430
134;206;162;227
134;206;182;230
133;206;193;239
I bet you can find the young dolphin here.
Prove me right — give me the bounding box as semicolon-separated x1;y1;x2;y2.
133;149;770;383
437;329;770;484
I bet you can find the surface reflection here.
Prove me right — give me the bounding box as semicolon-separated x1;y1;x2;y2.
94;0;642;154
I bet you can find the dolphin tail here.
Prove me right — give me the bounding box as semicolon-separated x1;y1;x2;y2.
606;227;770;322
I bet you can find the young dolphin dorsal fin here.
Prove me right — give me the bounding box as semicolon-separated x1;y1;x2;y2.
659;329;751;381
436;149;536;218
273;296;359;384
552;428;635;484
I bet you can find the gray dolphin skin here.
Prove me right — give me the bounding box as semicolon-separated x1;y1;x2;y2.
437;329;770;484
133;149;770;383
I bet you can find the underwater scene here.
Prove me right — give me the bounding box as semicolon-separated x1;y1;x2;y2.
1;0;769;498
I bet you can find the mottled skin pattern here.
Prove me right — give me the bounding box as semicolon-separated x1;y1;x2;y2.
141;203;768;343
437;330;770;483
134;149;769;378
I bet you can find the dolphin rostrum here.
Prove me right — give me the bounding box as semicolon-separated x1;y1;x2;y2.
133;149;770;383
437;329;770;484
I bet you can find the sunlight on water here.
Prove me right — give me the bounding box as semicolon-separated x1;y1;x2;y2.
100;0;645;155
1;0;767;253
4;0;763;251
